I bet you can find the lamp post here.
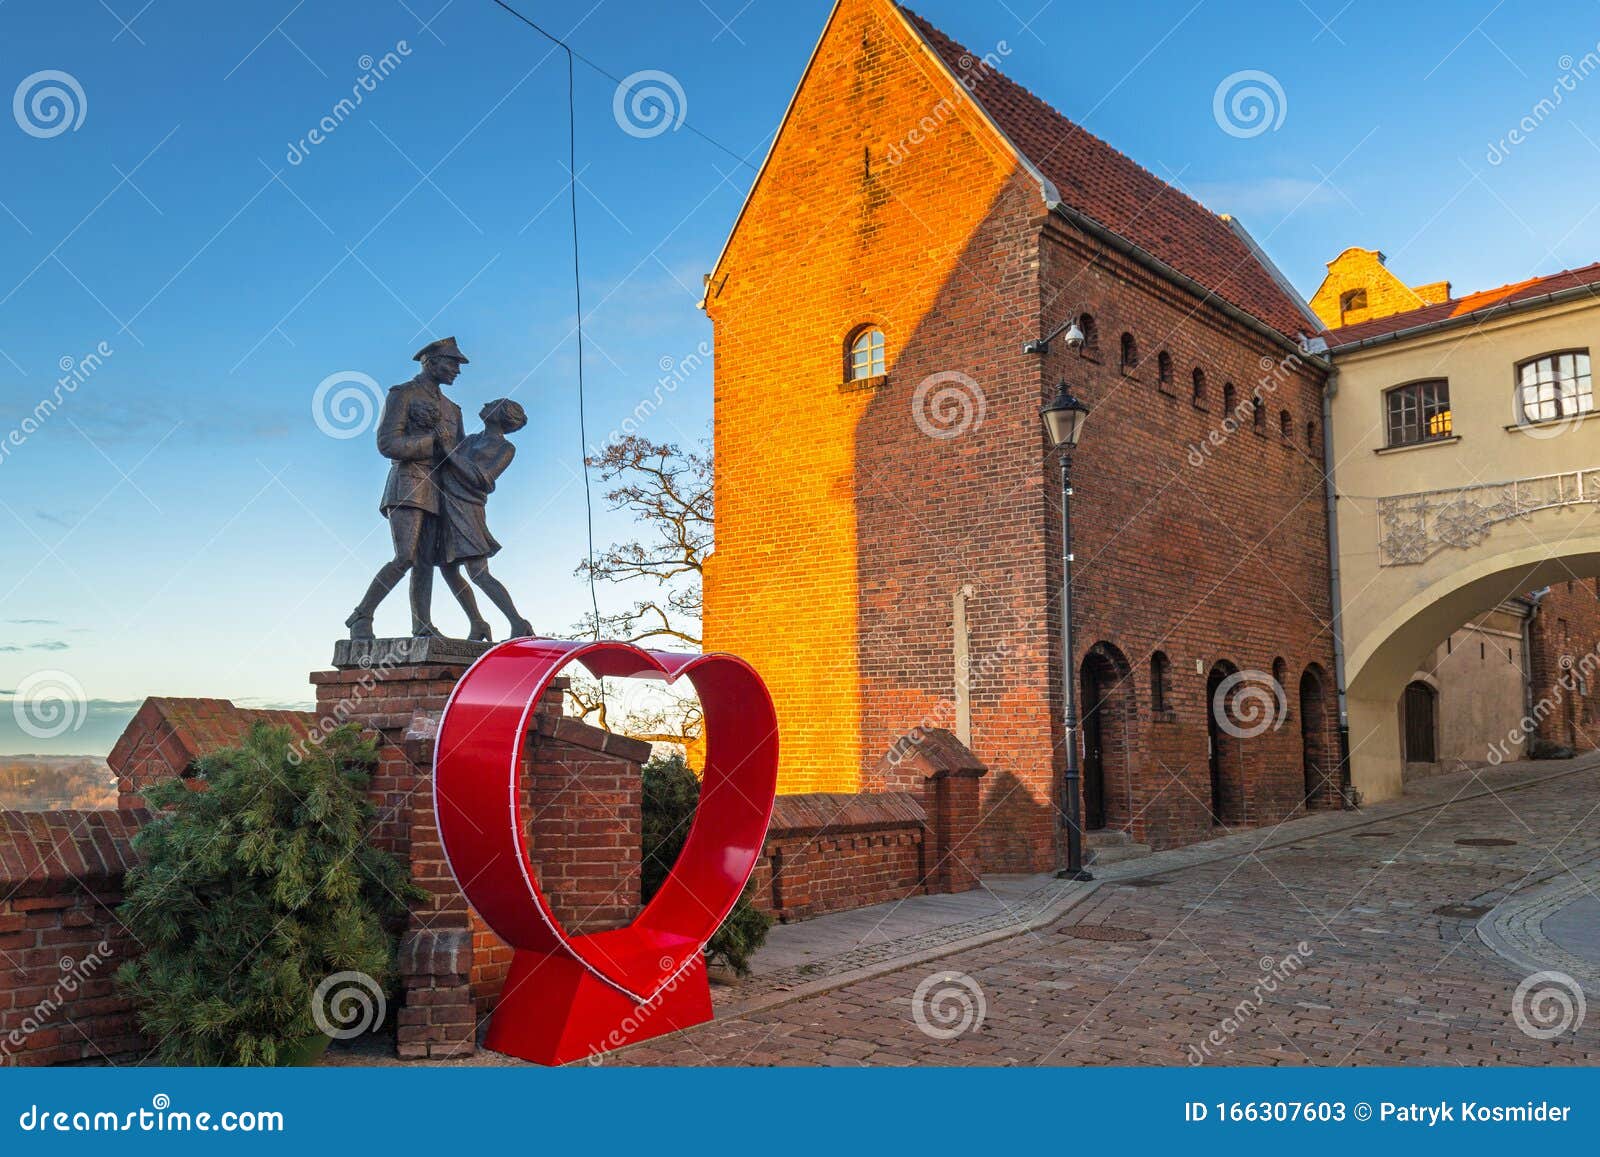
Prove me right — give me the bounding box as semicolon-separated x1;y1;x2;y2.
1042;381;1093;881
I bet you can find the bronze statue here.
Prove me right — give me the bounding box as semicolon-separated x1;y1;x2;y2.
345;337;467;640
438;399;534;641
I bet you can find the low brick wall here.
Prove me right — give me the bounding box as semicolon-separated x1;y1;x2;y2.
0;809;147;1066
751;792;927;921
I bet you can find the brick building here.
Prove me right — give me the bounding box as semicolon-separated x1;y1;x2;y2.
701;0;1341;871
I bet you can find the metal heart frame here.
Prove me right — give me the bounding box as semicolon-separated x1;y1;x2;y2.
434;638;779;1004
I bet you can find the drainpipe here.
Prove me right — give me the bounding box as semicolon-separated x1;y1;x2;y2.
1320;365;1353;804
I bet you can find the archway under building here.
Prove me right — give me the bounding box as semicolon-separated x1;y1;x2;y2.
1345;542;1600;803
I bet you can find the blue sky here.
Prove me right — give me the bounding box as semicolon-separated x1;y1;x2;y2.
4;0;1600;753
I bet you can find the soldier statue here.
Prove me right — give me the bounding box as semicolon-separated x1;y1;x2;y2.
345;337;468;640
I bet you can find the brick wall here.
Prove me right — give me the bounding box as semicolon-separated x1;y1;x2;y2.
0;809;146;1066
750;792;926;922
1529;578;1600;751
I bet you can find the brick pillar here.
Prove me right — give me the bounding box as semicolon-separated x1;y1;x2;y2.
311;637;493;1059
871;728;988;894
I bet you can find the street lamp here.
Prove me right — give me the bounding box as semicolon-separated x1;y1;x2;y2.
1041;382;1092;881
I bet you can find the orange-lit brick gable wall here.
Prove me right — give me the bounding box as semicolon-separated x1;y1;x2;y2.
703;0;1046;796
1309;247;1451;330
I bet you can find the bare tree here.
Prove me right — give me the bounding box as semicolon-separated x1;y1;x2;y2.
574;435;711;647
567;435;711;753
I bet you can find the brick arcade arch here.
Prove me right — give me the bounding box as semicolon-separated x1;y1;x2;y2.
1080;642;1135;832
1299;663;1334;808
1205;660;1246;825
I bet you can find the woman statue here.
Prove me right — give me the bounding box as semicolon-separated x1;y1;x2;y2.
438;398;535;641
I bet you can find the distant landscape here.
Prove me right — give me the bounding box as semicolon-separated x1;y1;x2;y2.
0;755;117;811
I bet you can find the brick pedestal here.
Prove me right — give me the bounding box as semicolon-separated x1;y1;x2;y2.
310;638;649;1057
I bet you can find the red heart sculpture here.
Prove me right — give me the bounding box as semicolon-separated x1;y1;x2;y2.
433;638;778;1063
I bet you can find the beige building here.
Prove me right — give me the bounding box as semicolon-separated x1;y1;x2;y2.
1318;258;1600;803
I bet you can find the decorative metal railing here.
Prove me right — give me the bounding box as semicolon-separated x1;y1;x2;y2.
1376;469;1600;566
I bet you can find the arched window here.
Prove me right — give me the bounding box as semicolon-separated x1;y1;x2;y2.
1192;367;1208;406
1516;349;1592;425
1305;419;1317;450
846;326;886;382
1077;313;1098;355
1223;381;1238;419
1157;351;1173;393
1279;409;1292;438
1252;396;1266;432
1339;288;1368;317
1120;332;1138;374
1150;651;1173;715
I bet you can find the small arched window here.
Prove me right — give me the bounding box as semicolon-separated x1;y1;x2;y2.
1157;351;1173;393
1223;381;1238;418
1150;651;1173;715
1279;409;1292;438
1192;367;1208;406
1120;332;1138;374
847;326;886;382
1077;313;1098;355
1339;288;1368;317
1252;396;1266;432
1305;419;1318;450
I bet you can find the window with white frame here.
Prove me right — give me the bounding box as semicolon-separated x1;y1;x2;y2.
1517;349;1592;425
847;327;886;382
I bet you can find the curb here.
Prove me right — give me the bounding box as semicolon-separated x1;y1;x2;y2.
714;880;1102;1022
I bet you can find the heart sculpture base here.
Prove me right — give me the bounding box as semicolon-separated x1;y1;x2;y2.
486;936;713;1066
435;638;777;1067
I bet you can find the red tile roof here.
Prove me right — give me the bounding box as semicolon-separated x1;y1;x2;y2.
902;6;1316;341
1323;262;1600;347
107;696;318;775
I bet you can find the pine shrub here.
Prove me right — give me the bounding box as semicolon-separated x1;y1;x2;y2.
116;724;421;1065
641;753;771;976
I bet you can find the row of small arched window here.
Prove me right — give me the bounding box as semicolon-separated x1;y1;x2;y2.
1084;315;1319;453
846;317;1320;453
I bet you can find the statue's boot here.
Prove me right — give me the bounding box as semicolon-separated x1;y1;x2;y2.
467;619;493;643
508;617;533;639
348;562;406;640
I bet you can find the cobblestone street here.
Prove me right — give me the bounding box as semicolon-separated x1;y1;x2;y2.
606;762;1600;1067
